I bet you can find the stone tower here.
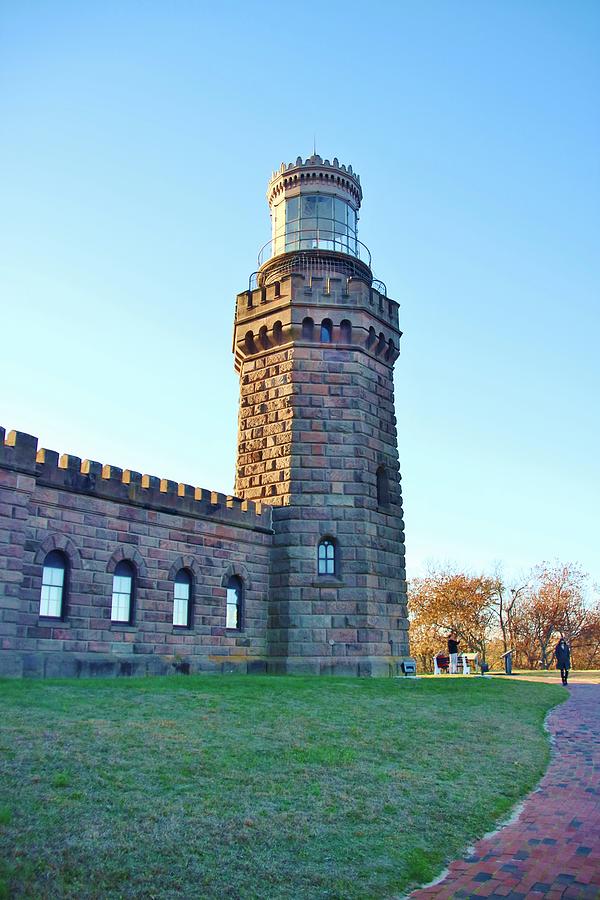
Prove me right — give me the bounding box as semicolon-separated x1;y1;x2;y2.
233;155;409;675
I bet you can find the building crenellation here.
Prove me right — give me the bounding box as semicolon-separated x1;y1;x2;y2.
0;427;270;529
0;154;413;678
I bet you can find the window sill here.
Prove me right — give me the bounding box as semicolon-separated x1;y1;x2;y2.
38;615;67;623
110;623;136;631
313;577;344;588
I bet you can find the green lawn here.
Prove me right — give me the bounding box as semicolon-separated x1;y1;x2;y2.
0;675;565;899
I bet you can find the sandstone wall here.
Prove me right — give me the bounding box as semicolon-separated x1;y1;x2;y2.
0;429;272;677
233;272;410;675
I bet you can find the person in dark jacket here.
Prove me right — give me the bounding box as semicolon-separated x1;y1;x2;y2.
448;633;459;674
555;637;571;685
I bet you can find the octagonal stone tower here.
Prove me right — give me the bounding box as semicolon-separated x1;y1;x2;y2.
233;155;409;675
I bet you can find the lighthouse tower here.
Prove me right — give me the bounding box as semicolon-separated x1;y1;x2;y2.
233;155;409;675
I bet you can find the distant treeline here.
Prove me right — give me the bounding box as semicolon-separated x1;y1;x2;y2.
409;562;600;673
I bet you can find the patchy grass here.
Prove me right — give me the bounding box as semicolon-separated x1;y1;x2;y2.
0;675;564;899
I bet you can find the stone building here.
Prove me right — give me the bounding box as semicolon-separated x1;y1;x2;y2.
0;155;410;678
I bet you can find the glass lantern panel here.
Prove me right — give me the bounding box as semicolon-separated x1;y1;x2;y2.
302;196;317;218
334;198;347;223
317;195;333;224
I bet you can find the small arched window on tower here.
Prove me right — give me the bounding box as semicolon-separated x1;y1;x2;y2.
244;331;256;354
40;550;67;618
340;319;352;343
111;560;135;624
173;569;192;628
376;465;390;507
320;318;333;343
318;538;336;576
302;317;314;340
226;576;243;630
259;325;269;350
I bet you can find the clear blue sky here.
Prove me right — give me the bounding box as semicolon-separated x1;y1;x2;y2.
1;2;599;588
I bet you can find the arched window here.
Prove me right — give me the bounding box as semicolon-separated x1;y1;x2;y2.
340;319;352;343
377;465;390;507
318;538;336;576
40;550;67;618
273;320;283;344
320;318;333;342
173;569;192;627
302;317;314;340
111;560;135;624
226;576;243;630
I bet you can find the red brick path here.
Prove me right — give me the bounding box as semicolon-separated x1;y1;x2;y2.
410;683;600;899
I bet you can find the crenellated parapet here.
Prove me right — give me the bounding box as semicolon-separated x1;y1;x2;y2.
233;272;401;372
0;428;272;533
267;155;362;207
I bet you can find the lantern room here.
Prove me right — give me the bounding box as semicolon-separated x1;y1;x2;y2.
258;155;368;269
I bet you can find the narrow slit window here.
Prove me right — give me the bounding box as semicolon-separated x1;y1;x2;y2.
377;465;390;506
226;576;243;630
40;550;66;618
318;539;336;576
111;560;135;624
174;569;192;627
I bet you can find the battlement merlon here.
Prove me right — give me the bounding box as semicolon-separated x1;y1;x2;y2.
0;429;273;533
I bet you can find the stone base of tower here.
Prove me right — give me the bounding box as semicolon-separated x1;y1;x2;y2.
266;654;411;677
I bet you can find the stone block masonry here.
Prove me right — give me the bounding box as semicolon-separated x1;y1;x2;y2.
0;427;273;677
233;270;410;676
1;155;414;678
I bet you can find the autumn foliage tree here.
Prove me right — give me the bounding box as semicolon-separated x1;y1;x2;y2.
576;605;600;668
513;562;597;669
409;569;496;672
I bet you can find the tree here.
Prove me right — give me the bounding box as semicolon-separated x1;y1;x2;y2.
409;567;497;666
490;568;527;658
503;562;594;669
530;562;591;667
576;601;600;669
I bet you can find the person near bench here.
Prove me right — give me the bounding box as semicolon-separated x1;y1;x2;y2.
448;632;459;674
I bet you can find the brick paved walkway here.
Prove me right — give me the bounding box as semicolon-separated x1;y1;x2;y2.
410;683;600;899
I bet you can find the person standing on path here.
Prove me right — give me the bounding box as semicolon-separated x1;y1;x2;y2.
447;632;459;675
555;636;571;684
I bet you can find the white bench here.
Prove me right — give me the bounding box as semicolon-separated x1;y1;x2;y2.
433;653;478;675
